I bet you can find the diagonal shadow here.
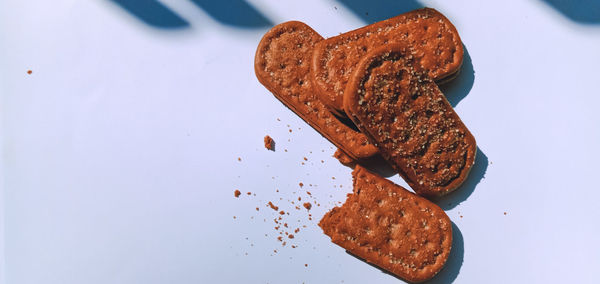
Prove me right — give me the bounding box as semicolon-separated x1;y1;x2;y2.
189;0;272;27
108;0;272;29
109;0;189;28
541;0;600;24
439;46;475;108
336;0;424;23
436;147;488;211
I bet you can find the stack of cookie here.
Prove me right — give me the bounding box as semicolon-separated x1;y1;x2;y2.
255;8;476;283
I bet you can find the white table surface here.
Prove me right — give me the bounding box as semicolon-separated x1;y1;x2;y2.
2;0;600;283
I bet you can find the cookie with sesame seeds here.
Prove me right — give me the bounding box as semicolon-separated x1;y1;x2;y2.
344;44;476;198
311;8;463;117
319;165;452;283
255;21;377;160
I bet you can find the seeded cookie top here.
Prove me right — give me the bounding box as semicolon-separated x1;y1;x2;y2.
344;44;476;197
255;21;377;160
311;8;463;116
319;165;452;283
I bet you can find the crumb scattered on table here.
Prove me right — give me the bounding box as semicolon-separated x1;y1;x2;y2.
264;135;275;151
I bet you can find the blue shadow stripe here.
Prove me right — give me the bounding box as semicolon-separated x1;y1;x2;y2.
336;0;423;24
110;0;189;28
189;0;272;28
542;0;600;23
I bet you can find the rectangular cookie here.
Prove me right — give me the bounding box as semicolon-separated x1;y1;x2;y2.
343;44;476;198
311;8;463;116
254;21;377;160
319;165;452;283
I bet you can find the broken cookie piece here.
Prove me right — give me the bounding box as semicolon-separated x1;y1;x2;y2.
319;165;452;283
264;135;275;151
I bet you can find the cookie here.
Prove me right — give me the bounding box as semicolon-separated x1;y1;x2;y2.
333;148;356;167
319;165;452;283
311;8;463;116
344;44;476;197
255;21;378;160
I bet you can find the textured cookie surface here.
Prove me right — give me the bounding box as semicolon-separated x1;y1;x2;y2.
344;44;476;197
312;8;463;116
254;21;377;160
319;165;452;283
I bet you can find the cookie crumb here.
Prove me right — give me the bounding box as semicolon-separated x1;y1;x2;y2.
264;135;275;151
288;234;294;239
234;190;241;198
27;70;32;74
237;157;241;162
503;212;507;215
246;192;251;195
303;202;312;210
299;182;304;187
268;202;279;211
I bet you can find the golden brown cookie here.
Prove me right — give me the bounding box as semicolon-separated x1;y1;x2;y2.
254;21;377;160
319;165;452;283
311;8;463;116
344;44;476;197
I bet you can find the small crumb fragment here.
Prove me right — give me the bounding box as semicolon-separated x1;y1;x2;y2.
279;210;285;215
305;264;308;267
256;207;259;211
303;157;308;161
303;202;312;210
504;212;507;215
268;201;279;211
27;70;32;74
264;135;275;151
237;157;241;162
233;216;236;219
288;234;294;239
234;190;241;198
246;192;251;195
299;182;304;187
